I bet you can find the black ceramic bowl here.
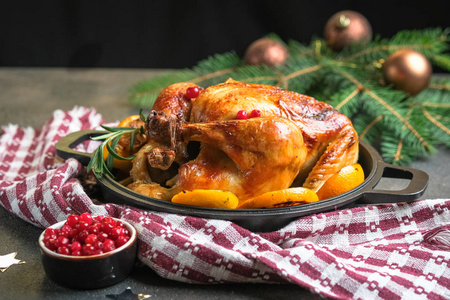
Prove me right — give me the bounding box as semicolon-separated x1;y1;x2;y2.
38;217;137;289
56;130;429;232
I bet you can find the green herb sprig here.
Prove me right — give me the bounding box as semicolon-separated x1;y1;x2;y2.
87;111;147;178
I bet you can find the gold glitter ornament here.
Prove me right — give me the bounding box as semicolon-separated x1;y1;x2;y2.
382;49;432;95
244;38;289;67
324;10;372;51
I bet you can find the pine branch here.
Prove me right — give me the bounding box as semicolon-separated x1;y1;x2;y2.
129;52;241;108
380;135;429;166
129;69;197;108
431;54;450;70
418;78;450;147
339;28;449;64
353;114;383;145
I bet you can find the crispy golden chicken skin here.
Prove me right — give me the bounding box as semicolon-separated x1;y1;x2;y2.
127;79;358;203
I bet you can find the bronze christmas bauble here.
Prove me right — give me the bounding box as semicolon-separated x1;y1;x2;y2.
324;10;372;51
244;38;289;67
382;49;432;95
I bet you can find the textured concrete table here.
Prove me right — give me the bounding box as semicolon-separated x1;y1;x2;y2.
0;68;449;299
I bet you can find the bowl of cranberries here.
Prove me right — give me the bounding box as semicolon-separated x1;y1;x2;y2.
38;213;137;289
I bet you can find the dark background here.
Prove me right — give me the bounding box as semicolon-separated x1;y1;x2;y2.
1;0;448;69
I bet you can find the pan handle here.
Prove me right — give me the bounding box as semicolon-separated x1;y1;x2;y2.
357;161;429;204
55;130;106;165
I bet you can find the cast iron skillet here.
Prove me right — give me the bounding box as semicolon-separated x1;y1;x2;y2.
55;130;429;232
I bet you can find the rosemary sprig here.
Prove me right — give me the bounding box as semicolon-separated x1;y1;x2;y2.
87;112;147;178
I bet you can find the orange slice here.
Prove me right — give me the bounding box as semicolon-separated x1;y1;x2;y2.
237;187;319;209
171;189;239;209
316;163;365;200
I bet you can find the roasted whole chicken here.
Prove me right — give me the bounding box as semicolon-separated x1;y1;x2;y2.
127;79;359;204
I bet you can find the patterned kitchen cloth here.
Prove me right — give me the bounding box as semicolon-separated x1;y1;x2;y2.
1;106;450;300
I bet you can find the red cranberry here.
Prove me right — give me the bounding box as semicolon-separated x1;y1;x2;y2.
94;241;104;250
57;246;70;255
103;217;116;226
56;236;69;248
79;212;93;225
116;236;129;248
89;222;101;234
103;239;116;252
85;234;98;245
186;86;200;99
69;226;79;237
101;222;114;234
94;215;105;222
97;232;109;242
44;228;56;237
81;244;95;256
61;224;72;232
250;109;261;118
109;227;124;240
66;214;79;227
61;231;70;238
237;110;248;120
78;221;90;231
122;228;130;236
70;241;81;252
77;230;89;243
45;240;57;251
44;228;57;241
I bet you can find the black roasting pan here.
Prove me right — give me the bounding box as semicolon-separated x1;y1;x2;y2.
55;130;429;232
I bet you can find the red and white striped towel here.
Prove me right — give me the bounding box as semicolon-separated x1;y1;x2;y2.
1;107;450;299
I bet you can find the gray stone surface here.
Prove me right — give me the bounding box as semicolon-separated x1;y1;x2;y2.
0;68;449;299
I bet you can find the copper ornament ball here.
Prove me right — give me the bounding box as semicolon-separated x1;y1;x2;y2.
244;38;289;67
382;49;432;95
324;10;372;51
